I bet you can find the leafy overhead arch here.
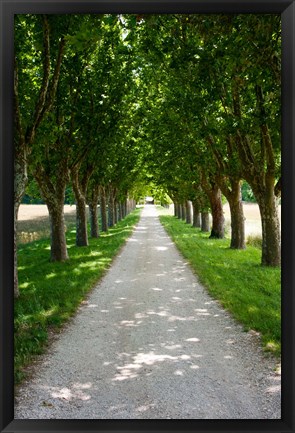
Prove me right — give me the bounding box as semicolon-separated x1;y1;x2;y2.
14;12;281;297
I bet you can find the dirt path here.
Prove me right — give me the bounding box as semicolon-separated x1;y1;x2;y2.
14;205;280;419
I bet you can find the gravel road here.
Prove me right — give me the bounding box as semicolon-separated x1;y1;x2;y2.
14;205;281;419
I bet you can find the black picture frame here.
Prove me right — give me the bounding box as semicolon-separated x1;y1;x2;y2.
1;1;294;432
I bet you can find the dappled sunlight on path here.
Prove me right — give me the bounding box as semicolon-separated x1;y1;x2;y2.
15;205;280;419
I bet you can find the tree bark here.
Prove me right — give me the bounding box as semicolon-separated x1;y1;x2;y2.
253;176;281;266
178;203;182;218
121;201;126;219
185;200;192;224
120;199;125;219
192;200;201;228
218;178;246;249
173;202;177;217
75;198;88;246
181;203;187;221
201;212;210;232
175;203;180;218
100;186;108;232
87;184;100;238
108;187;115;228
89;203;99;238
113;196;118;225
34;162;69;261
258;199;281;266
228;199;245;249
117;202;122;222
47;201;69;261
207;185;225;238
226;185;246;249
201;173;225;238
71;166;90;247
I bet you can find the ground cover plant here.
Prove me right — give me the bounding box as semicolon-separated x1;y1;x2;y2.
159;213;281;357
14;208;141;384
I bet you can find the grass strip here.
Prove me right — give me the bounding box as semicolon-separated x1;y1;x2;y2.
159;214;281;357
15;208;141;384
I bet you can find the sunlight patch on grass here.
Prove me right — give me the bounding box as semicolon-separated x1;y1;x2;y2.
45;272;57;279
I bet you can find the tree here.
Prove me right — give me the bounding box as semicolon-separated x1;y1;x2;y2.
30;15;103;257
14;14;66;295
135;13;280;260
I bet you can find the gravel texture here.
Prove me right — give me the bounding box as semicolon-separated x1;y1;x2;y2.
14;205;281;419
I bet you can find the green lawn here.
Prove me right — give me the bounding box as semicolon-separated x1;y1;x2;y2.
15;208;141;384
159;214;281;357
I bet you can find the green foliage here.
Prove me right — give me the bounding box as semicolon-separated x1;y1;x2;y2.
160;215;281;356
22;176;44;204
16;13;281;213
64;185;75;205
15;208;141;383
241;181;256;203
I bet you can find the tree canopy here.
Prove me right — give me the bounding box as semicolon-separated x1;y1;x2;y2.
14;13;281;296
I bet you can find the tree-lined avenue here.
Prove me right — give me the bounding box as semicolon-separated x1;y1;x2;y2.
15;206;281;419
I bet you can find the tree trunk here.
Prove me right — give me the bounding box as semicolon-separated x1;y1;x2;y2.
258;200;281;266
226;184;246;249
87;184;100;238
186;200;192;224
192;200;201;228
123;200;127;218
173;202;177;217
178;203;182;218
175;203;179;218
120;200;125;219
89;203;99;238
254;177;281;266
201;212;210;232
13;22;66;296
228;199;246;249
245;171;281;266
108;188;114;228
113;199;118;225
219;178;246;249
34;162;69;261
181;203;186;221
117;202;122;222
232;82;280;265
75;198;88;246
47;201;69;261
208;186;225;239
71;167;89;247
100;186;108;232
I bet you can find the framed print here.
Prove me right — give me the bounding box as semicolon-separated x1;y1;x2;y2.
1;1;294;432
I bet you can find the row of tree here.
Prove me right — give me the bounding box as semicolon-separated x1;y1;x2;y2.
14;13;281;297
14;14;142;297
131;14;281;264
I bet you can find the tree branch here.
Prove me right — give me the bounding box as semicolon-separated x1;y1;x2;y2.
14;58;25;148
25;15;51;145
